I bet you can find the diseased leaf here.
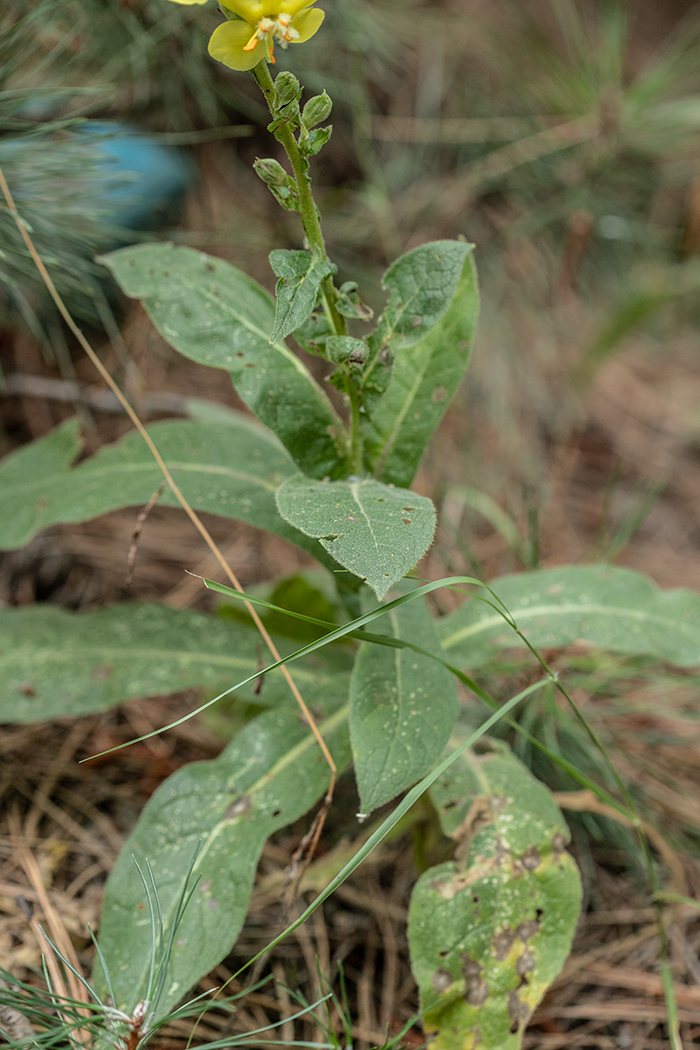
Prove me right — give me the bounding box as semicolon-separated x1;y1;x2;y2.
268;249;336;343
350;591;458;814
275;474;436;600
0;602;339;722
409;743;581;1050
95;694;351;1017
0;417;332;568
438;564;700;669
363;246;479;488
325;336;367;365
100;243;348;478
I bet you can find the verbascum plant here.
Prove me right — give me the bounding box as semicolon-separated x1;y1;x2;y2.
2;3;691;1047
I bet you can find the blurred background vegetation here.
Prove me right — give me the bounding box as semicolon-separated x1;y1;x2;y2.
3;2;700;1044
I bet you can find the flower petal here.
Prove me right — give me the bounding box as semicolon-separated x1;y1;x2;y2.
220;0;263;20
167;0;210;5
291;5;324;43
208;20;266;70
281;0;319;16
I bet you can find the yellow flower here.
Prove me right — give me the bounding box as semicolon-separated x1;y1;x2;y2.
209;1;325;71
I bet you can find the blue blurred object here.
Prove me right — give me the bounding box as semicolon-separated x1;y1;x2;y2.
76;120;196;232
0;120;197;328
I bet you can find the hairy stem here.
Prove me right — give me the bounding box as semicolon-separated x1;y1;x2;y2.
251;61;347;339
251;59;368;474
343;370;364;474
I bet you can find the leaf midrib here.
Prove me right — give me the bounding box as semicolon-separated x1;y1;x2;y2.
440;599;700;650
4;647;322;679
350;481;382;563
2;459;287;500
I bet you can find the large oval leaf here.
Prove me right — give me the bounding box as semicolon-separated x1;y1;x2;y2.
0;602;335;722
100;243;348;478
95;694;351;1017
0;416;331;568
276;474;436;600
439;564;700;668
350;591;458;815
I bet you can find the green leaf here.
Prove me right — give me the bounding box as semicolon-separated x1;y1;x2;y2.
0;418;82;549
303;124;332;155
100;244;348;478
0;417;335;568
95;694;351;1017
363;244;478;488
262;573;341;642
268;249;336;343
275;474;436;600
439;564;700;668
409;743;581;1050
350;591;458;815
377;240;474;348
0;602;334;723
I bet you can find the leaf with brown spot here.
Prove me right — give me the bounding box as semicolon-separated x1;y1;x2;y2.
408;743;581;1050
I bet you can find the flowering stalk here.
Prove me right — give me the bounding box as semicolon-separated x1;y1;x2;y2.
251;62;344;334
167;0;364;472
251;61;366;473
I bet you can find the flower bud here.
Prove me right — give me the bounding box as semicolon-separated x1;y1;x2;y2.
253;157;290;188
302;91;333;130
274;71;301;109
326;336;367;365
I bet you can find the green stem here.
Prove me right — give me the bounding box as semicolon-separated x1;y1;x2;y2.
251;61;347;339
251;59;367;473
343;370;363;474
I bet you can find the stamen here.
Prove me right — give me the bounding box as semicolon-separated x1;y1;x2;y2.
243;12;300;58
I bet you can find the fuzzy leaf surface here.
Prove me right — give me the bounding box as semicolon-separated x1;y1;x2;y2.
438;565;700;668
363;245;478;487
276;474;436;600
95;694;351;1017
0;602;339;723
350;591;458;814
0;417;333;566
268;249;335;343
409;743;581;1050
374;240;474;349
101;243;347;478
